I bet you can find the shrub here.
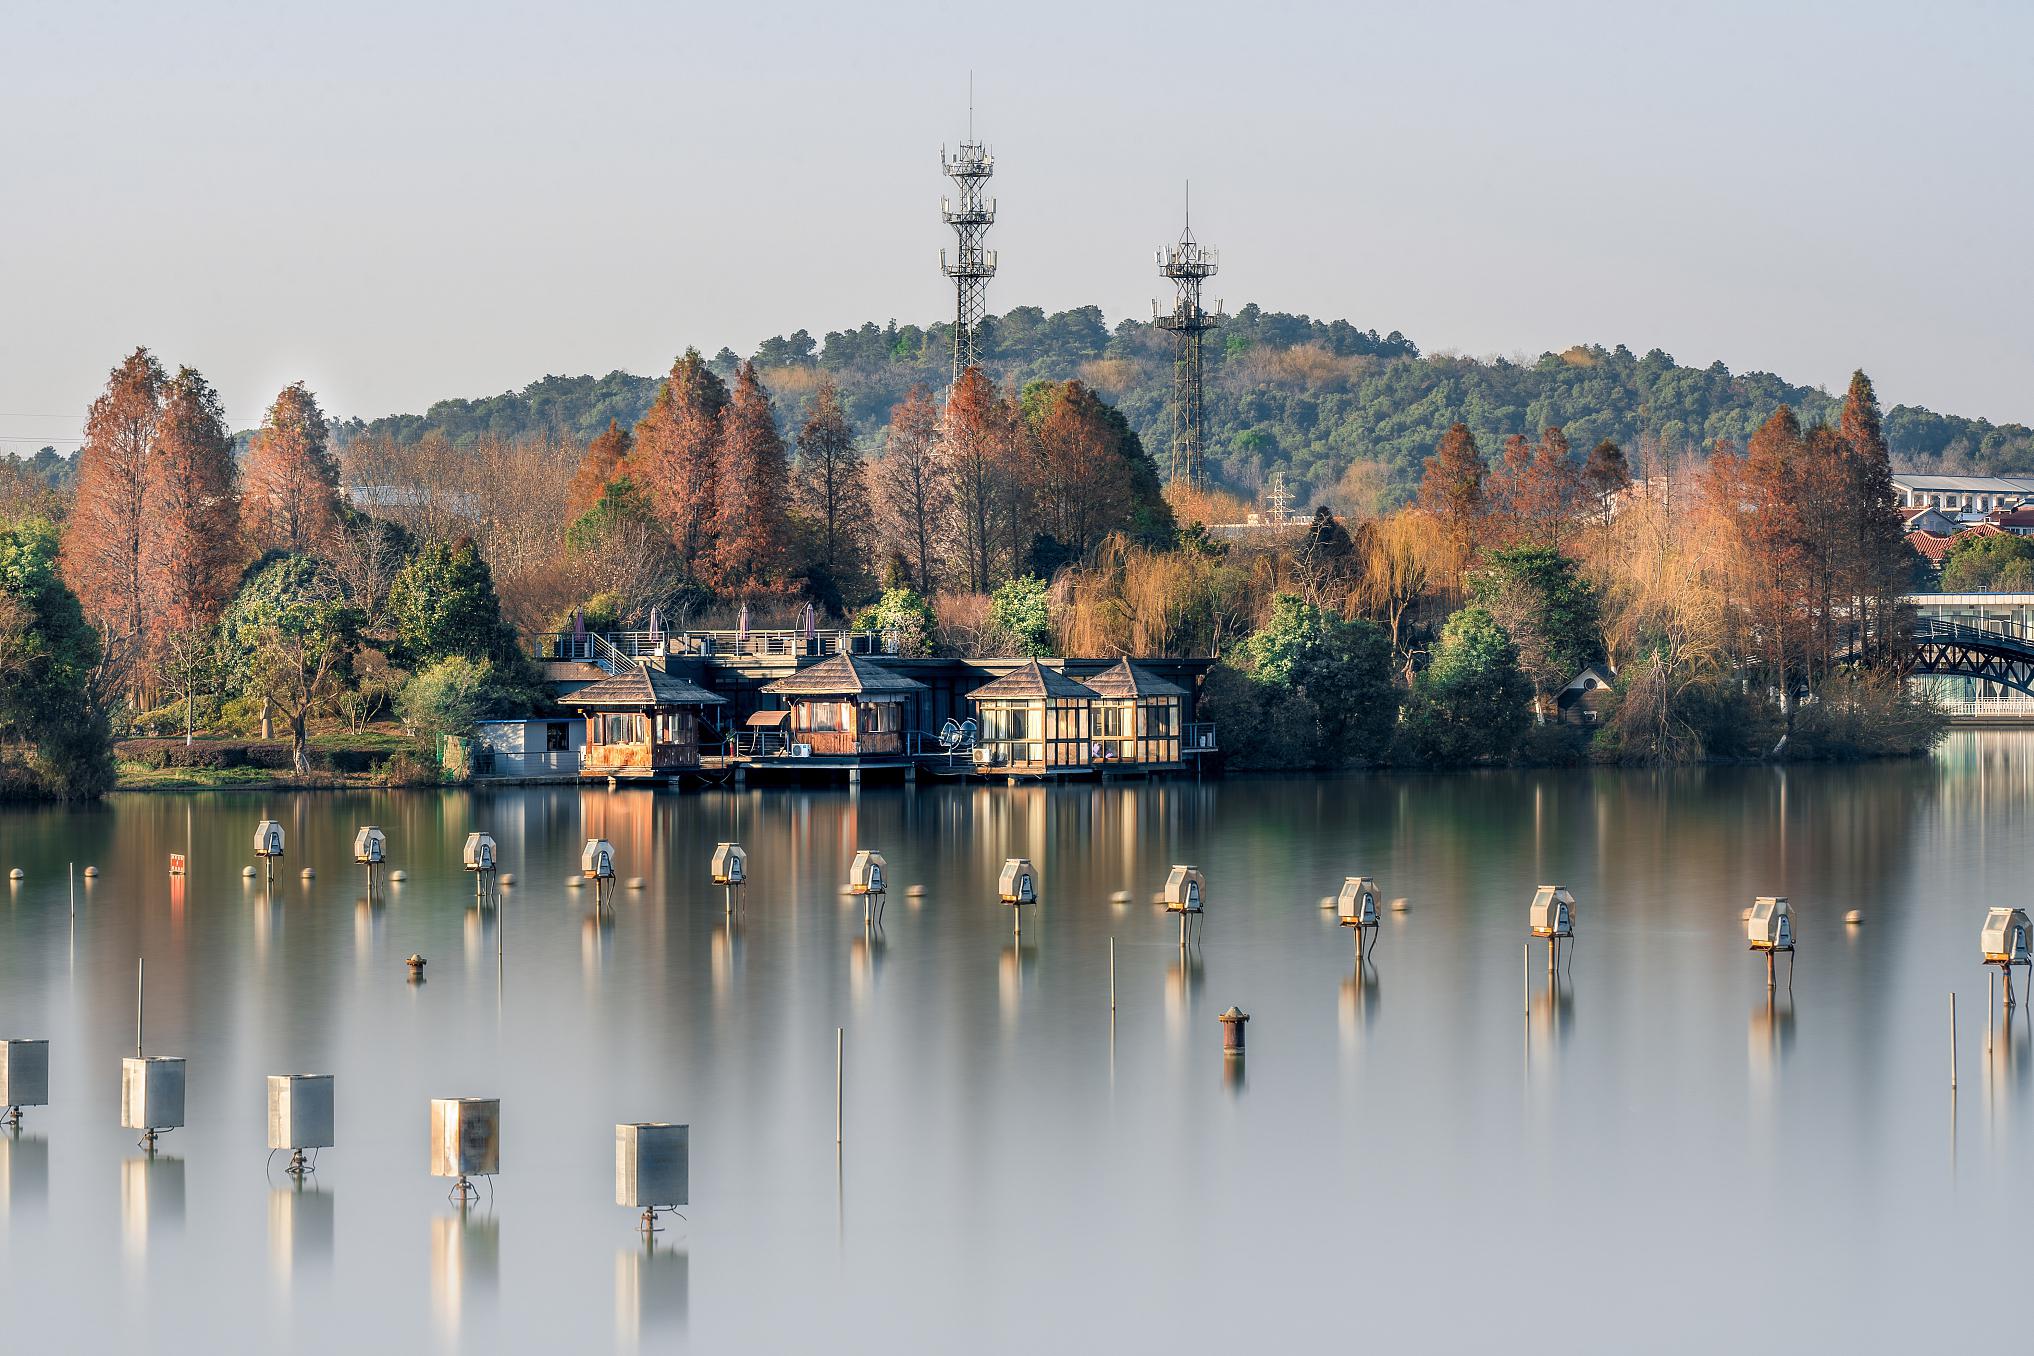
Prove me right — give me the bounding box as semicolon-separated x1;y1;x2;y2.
396;656;525;740
988;576;1054;657
852;586;937;657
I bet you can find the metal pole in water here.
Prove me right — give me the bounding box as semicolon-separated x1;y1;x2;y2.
834;1027;844;1146
1990;972;1996;1053
135;957;144;1057
69;862;75;918
1109;937;1116;1012
1523;943;1530;1016
1951;992;1958;1092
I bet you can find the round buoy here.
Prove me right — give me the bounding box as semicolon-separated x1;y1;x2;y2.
389;870;407;883
625;876;645;890
242;865;257;878
7;868;21;881
1390;898;1410;913
301;867;315;879
1319;895;1335;910
566;876;583;888
83;865;99;878
499;873;516;887
1845;910;1863;926
905;884;927;897
1109;889;1132;904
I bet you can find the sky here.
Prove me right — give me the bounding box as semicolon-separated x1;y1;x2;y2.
4;0;2032;449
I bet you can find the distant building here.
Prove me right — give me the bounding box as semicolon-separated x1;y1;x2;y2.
1556;662;1617;727
1891;474;2034;520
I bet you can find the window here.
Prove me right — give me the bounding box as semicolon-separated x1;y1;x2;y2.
859;702;899;733
546;722;570;752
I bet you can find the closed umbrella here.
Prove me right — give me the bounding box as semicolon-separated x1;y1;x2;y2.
647;606;662;645
572;607;586;657
737;602;750;650
803;602;816;651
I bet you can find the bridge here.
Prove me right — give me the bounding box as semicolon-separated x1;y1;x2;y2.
1908;617;2034;695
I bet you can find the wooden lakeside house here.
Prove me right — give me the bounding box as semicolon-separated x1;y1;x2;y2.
757;654;925;758
1082;659;1189;768
966;661;1102;775
563;663;726;778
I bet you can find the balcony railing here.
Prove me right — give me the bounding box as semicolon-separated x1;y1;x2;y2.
533;628;901;665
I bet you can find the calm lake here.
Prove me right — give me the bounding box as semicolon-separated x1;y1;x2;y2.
3;733;2032;1352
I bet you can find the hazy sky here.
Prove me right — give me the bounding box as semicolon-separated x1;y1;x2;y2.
5;0;2031;449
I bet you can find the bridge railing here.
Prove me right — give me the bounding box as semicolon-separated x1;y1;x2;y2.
1912;617;2034;648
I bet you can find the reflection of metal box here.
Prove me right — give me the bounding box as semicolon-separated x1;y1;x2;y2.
1982;907;2031;964
1747;896;1793;951
0;1039;49;1108
1529;886;1575;938
712;842;746;885
121;1056;187;1131
582;839;615;879
849;851;887;894
353;826;385;864
268;1074;335;1150
998;859;1036;904
255;820;285;857
1338;877;1379;926
615;1123;689;1208
463;833;497;872
1162;866;1204;913
430;1097;500;1177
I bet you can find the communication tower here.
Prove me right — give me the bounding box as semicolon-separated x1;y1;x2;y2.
1154;188;1224;487
941;102;997;387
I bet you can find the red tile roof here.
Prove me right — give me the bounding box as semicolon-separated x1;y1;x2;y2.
1910;523;2004;566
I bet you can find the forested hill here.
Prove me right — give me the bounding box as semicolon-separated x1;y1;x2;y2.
341;304;2034;504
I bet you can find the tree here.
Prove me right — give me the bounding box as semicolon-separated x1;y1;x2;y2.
1022;379;1168;561
1940;533;2034;592
242;382;343;557
143;366;239;648
220;554;364;773
706;363;794;594
1418;422;1486;590
1397;605;1533;764
1583;438;1632;516
383;536;521;671
564;478;685;625
1470;545;1603;720
874;386;944;591
1838;371;1913;660
938;367;1029;592
631;350;727;584
396;655;521;740
567;419;633;519
0;515;114;797
1238;593;1396;762
1352;510;1434;658
851;585;937;657
988;575;1054;656
62;347;164;695
794;377;866;587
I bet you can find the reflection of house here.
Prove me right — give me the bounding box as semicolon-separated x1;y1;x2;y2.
757;655;924;757
1556;662;1616;726
1083;660;1187;766
562;663;725;778
471;717;580;779
966;661;1100;774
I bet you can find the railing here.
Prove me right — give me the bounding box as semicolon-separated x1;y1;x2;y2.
532;628;901;663
1184;722;1218;753
532;631;636;674
473;750;581;778
1937;696;2034;720
1913;617;2034;649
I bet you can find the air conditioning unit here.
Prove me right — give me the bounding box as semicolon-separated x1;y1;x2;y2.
972;747;998;766
790;743;813;758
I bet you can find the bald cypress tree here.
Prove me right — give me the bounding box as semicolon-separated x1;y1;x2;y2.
708;363;793;594
1839;370;1910;658
241;382;343;557
632;350;727;586
567;419;633;520
61;347;164;694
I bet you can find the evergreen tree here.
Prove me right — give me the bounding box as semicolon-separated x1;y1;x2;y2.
1839;370;1910;659
220;553;363;774
384;536;520;670
1;516;115;797
1397;605;1533;763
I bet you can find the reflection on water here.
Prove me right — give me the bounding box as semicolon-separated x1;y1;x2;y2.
120;1155;184;1257
6;733;2034;1348
268;1181;334;1283
614;1239;688;1344
431;1208;499;1340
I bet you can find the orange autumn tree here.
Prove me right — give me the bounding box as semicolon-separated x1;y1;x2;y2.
793;376;866;586
1027;379;1138;559
936;366;1028;592
145;367;239;633
873;385;945;591
242;382;343;557
566;419;633;520
632;349;727;586
62;347;165;694
708;362;794;593
1417;421;1487;593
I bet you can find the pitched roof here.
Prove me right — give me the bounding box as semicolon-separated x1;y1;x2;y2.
1081;658;1186;699
563;663;725;707
966;659;1101;701
1909;523;2003;566
760;653;925;696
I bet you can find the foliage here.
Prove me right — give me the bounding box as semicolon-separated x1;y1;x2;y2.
988;575;1055;657
1229;593;1397;763
219;553;364;773
1469;546;1603;709
241;381;342;557
793;376;867;592
60;346;163;693
384;536;522;671
0;515;115;797
1396;606;1533;764
851;586;936;657
395;656;523;740
567;419;632;518
1939;532;2034;592
1789;669;1948;759
708;362;795;593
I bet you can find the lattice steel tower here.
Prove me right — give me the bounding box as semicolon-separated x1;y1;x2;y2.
941;118;998;386
1154;193;1224;487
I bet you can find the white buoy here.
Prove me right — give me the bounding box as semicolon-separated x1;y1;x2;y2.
625;876;645;890
301;867;315;879
7;868;22;881
567;876;584;888
1109;890;1132;905
1391;897;1410;913
389;870;407;883
905;884;927;898
1319;896;1336;910
242;865;257;878
499;873;515;887
1845;910;1863;926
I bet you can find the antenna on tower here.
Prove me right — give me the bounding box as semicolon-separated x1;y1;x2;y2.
1154;182;1224;488
941;93;997;388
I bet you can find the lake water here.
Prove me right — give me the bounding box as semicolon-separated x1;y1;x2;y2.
3;734;2033;1352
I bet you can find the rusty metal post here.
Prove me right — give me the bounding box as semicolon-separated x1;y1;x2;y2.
1219;1005;1249;1056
